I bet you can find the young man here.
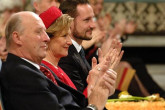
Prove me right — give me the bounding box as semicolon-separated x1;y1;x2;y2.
59;0;123;94
59;0;96;92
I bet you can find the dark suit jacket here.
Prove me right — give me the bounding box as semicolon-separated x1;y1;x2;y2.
59;45;91;92
0;53;91;110
40;63;88;107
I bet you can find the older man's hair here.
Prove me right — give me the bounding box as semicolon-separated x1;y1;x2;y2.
5;13;24;48
32;0;64;12
59;0;89;18
32;0;64;4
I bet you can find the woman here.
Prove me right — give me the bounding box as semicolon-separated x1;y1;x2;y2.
39;6;78;89
39;6;123;98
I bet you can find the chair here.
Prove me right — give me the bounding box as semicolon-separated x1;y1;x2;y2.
116;67;135;91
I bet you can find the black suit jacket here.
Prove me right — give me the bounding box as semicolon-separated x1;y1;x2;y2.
0;53;91;110
59;45;91;92
40;63;88;107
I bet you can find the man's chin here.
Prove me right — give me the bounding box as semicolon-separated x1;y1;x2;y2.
83;35;92;40
75;34;92;40
82;38;92;41
86;36;92;40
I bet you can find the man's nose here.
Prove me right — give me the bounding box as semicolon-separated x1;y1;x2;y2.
43;32;50;42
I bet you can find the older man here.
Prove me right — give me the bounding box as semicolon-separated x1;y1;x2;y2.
32;0;62;14
0;11;118;110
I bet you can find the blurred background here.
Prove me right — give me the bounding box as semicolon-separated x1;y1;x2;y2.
103;0;165;90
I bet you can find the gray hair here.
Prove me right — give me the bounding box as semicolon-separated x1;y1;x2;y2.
0;0;23;12
31;0;41;12
5;13;24;48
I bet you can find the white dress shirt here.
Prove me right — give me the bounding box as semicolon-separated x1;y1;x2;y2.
21;58;40;70
71;39;82;53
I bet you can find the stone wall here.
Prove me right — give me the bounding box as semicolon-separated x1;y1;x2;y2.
104;1;165;35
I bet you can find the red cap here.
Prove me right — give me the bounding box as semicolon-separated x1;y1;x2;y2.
39;6;62;29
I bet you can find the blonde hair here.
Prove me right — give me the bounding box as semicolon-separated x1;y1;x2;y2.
46;14;73;38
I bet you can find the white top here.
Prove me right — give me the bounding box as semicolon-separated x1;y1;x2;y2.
71;39;82;53
21;58;40;70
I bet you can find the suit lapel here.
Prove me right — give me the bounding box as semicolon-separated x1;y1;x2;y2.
69;45;91;76
40;63;87;107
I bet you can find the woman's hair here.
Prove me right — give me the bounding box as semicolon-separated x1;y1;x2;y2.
46;14;73;38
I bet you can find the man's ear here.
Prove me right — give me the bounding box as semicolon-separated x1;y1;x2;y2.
12;31;22;45
33;2;40;13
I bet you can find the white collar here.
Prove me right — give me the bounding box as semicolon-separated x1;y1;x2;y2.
21;58;40;70
71;39;82;53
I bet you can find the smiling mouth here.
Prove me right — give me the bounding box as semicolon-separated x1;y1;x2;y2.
41;45;48;49
87;29;93;34
64;47;69;49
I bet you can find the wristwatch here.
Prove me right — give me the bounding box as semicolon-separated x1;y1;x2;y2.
87;104;98;110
